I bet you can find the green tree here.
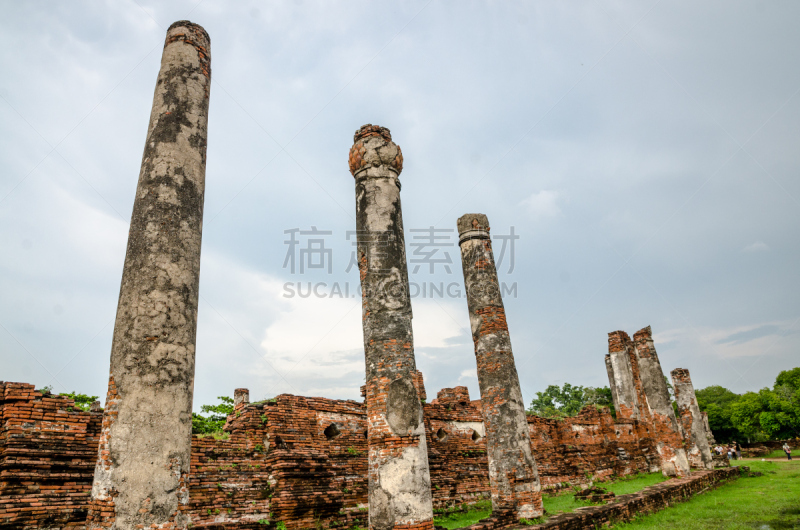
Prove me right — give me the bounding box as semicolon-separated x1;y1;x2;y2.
727;367;800;441
59;391;99;412
696;385;742;442
528;383;614;419
583;386;616;417
192;396;234;435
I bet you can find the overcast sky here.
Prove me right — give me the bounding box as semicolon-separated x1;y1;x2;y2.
1;1;798;412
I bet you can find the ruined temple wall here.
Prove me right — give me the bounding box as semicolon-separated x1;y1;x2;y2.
1;384;663;529
424;395;491;508
0;382;101;529
526;408;657;489
186;418;272;526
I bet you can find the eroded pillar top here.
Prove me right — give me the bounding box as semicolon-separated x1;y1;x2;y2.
349;124;403;179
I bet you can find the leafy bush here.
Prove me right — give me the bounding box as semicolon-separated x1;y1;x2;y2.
59;391;99;412
528;383;615;418
192;396;234;435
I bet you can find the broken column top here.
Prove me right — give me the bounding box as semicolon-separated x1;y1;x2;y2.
633;325;653;341
607;330;632;352
168;20;209;36
670;368;691;382
353;124;392;143
348;124;403;177
234;388;250;407
457;213;490;234
457;213;490;245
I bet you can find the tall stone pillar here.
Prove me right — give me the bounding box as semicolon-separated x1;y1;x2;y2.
349;125;434;530
86;21;211;530
605;331;645;421
671;368;714;470
632;326;691;477
701;411;716;445
457;214;543;520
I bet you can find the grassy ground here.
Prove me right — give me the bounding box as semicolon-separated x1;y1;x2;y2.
433;500;492;530
596;472;667;495
614;460;800;529
433;473;667;528
539;472;667;520
760;449;799;459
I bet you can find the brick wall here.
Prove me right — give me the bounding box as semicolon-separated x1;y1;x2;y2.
1;381;665;529
0;382;100;529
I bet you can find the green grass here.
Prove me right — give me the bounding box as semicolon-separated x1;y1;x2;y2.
595;471;668;495
613;460;800;529
541;472;667;519
760;449;799;459
433;500;491;529
542;493;594;515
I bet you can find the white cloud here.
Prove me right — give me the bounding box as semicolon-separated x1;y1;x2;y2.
520;190;561;218
458;369;477;381
655;320;796;360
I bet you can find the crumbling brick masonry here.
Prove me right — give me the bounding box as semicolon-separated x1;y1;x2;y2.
1;373;688;530
671;368;713;470
605;328;690;477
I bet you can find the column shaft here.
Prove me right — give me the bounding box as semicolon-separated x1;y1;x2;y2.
632;326;691;476
87;20;210;530
349;125;433;530
701;411;716;445
605;331;643;421
457;214;542;519
671;368;713;470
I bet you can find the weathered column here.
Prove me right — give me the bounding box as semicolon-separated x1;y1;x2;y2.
605;331;644;421
671;368;714;470
86;21;211;530
701;411;715;445
632;326;691;477
234;388;250;408
349;124;434;530
457;214;543;519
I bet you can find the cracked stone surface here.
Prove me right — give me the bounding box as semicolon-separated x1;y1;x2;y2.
632;327;691;477
456;213;543;519
350;125;433;530
86;20;211;530
605;328;691;477
671;368;714;470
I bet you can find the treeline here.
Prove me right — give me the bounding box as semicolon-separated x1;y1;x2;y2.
526;367;800;444
697;367;799;443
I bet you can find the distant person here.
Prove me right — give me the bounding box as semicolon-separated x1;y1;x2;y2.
735;441;742;460
783;442;792;461
727;446;734;460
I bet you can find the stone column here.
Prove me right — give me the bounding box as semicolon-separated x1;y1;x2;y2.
86;21;211;530
234;388;250;408
605;331;644;421
349;124;433;530
457;213;543;519
632;326;691;477
701;411;715;445
671;368;713;470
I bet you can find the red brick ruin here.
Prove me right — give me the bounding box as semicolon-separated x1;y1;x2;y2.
0;20;739;530
0;365;733;530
